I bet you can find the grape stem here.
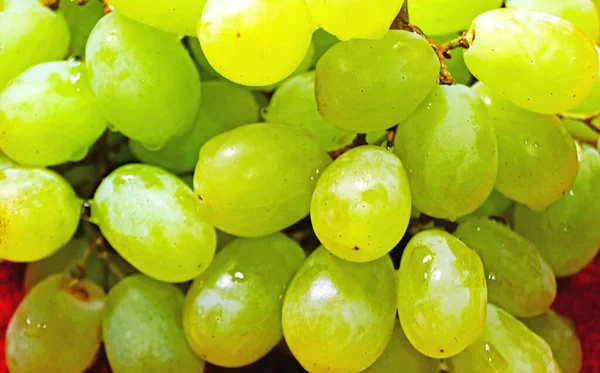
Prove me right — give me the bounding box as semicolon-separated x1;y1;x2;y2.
69;235;105;284
98;248;126;281
327;133;368;159
41;0;59;10
386;125;398;150
557;111;600;134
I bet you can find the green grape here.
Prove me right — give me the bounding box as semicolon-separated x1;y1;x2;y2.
0;168;82;262
362;320;438;373
430;33;472;85
521;310;583;373
58;0;105;56
473;82;578;211
563;118;600;144
103;275;205;373
107;0;206;36
194;123;330;237
570;46;600;115
394;84;498;221
131;81;262;174
92;164;216;283
455;217;556;318
513;146;600;276
316;30;440;133
86;12;201;148
410;0;503;35
311;29;339;68
187;37;222;80
0;61;107;166
305;0;404;41
0;150;17;170
464;9;598;114
6;274;105;373
398;230;487;359
310;146;411;262
199;0;314;86
451;304;560;373
183;233;305;367
282;247;397;373
463;189;513;220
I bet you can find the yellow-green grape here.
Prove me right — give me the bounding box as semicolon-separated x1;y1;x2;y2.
316;30;440;133
0;61;107;166
131;81;262;174
397;230;487;359
0;168;82;262
311;29;339;68
451;304;561;373
6;274;105;373
521;310;583;373
282;247;397;373
58;0;104;56
410;0;503;35
92;164;216;283
305;0;404;41
194;123;330;237
465;189;513;220
86;12;201;148
187;37;222;81
362;320;438;373
473;82;578;211
455;217;556;318
571;46;600;115
563;118;600;144
103;275;205;373
464;9;598;114
514;146;600;276
394;85;498;221
430;33;473;85
183;234;305;367
198;0;314;86
310;146;411;262
0;150;17;170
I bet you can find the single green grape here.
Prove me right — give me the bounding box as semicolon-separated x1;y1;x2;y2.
0;150;17;170
570;46;600;115
316;30;440;133
513;146;600;276
430;33;473;85
394;84;498;221
194;123;330;237
6;274;105;373
461;189;513;221
103;275;205;373
92;164;216;283
311;29;339;68
58;0;104;56
0;168;82;262
464;8;598;114
397;230;487;359
187;37;222;81
282;247;397;373
563;117;600;145
311;146;411;262
410;0;503;35
86;12;201;148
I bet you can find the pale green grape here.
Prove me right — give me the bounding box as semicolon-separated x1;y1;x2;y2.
316;30;440;133
473;82;578;211
397;230;487;359
187;37;222;80
58;0;105;56
521;310;583;373
194;123;330;237
455;217;556;318
282;247;397;373
92;164;216;283
563;118;600;144
0;168;82;262
183;233;305;367
305;0;404;41
571;46;600;115
103;275;205;373
394;85;498;221
465;189;513;220
86;12;201;148
310;146;411;262
514;146;600;276
430;33;473;85
6;274;105;373
131;81;262;173
199;0;314;86
451;304;561;373
0;150;17;170
311;29;339;68
0;61;107;166
464;9;598;114
410;0;503;35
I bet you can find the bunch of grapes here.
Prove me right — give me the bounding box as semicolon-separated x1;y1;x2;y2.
1;0;600;372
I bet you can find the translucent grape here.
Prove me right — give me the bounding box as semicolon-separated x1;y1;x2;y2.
464;8;598;114
397;230;487;358
563;118;600;145
394;84;498;221
430;33;473;85
86;12;201;148
183;233;305;367
282;247;397;373
311;29;339;68
570;46;600;115
103;275;205;373
187;37;222;80
92;164;216;283
513;146;600;276
0;150;17;170
194;123;330;237
6;274;105;373
463;189;513;221
58;0;105;56
198;0;314;86
315;30;440;133
410;0;503;35
0;61;107;166
0;168;82;262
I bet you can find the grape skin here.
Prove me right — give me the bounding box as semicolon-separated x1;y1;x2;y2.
410;0;503;35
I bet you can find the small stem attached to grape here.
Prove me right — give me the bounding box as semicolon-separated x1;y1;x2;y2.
386;125;398;150
68;235;105;285
557;111;600;134
98;249;126;281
